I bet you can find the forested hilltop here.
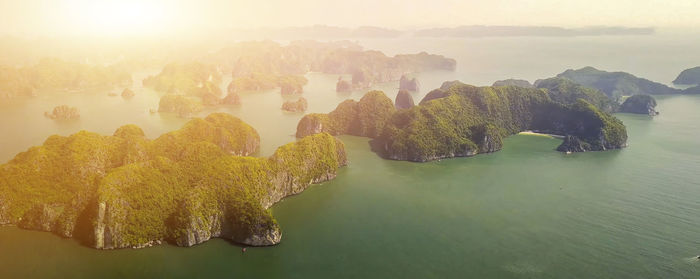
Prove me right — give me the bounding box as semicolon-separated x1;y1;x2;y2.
297;81;627;162
554;67;682;100
0;113;347;249
0;58;132;99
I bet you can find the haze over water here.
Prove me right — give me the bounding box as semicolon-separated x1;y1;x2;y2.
1;33;700;278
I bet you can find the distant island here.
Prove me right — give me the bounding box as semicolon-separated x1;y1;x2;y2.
0;113;347;249
414;25;654;37
0;58;132;99
493;79;533;88
204;40;455;95
673;66;700;86
297;81;627;161
143;62;223;110
282;97;308;112
158;95;203;117
554;66;682;100
44;105;80;120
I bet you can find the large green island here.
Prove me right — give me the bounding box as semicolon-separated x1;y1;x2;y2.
0;113;347;249
297;81;627;162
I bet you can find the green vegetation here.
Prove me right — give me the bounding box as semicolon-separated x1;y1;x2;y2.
297;82;628;161
673;66;700;85
143;62;222;108
296;90;395;138
556;66;681;100
0;113;346;249
619;94;658;115
158;95;203;118
0;58;132;98
535;77;618;113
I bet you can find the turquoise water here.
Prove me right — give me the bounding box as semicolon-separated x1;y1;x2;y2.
2;94;700;278
2;35;700;278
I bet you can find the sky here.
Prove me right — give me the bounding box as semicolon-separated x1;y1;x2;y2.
1;0;699;37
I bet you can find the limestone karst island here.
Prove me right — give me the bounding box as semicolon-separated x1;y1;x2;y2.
1;1;700;278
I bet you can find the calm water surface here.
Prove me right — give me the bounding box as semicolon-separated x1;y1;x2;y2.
1;35;700;278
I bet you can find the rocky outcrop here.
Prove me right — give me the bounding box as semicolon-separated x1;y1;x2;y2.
673;66;700;85
158;95;203;117
44;105;80;120
493;79;533;88
399;75;420;91
395;90;415;109
619;94;658;115
121;88;135;99
336;78;352;93
221;92;241;105
296;91;395;138
282;97;308;112
556;135;590;153
0;198;9;225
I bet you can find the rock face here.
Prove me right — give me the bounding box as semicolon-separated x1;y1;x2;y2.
121;88;135;99
0;113;347;249
556;135;590;153
297;82;627;162
221;92;241;105
556;66;681;100
282;97;308;112
399;75;420;91
673;66;700;85
619;94;658;115
493;79;533;88
395;90;415;109
44;105;80;120
336;78;352;93
296;91;396;138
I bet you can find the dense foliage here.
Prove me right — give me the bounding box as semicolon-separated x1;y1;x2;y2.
0;58;132;99
296;90;395;138
535;77;618;113
556;66;681;100
158;95;203;117
297;82;628;161
0;113;346;249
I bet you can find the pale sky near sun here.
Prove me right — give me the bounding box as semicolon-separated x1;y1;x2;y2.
1;0;698;37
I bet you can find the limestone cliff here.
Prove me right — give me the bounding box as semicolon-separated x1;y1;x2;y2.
1;113;345;249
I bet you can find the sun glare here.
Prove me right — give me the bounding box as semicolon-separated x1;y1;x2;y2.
65;0;169;36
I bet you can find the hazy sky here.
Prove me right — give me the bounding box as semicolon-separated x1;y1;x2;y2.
1;0;699;37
